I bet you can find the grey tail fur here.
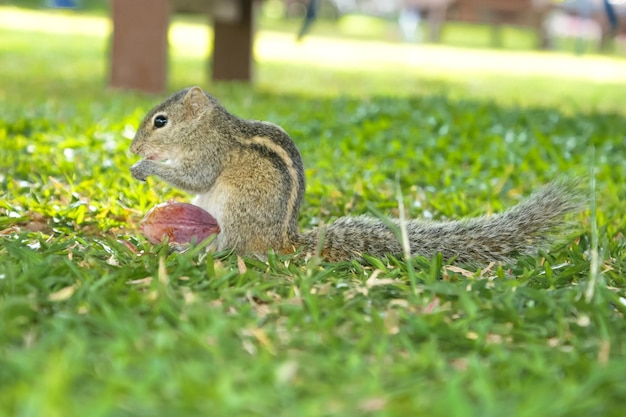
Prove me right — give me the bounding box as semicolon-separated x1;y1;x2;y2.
300;179;585;263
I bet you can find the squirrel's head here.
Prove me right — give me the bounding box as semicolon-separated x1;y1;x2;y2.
130;86;220;162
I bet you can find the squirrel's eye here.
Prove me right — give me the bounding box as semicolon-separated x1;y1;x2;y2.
154;115;168;129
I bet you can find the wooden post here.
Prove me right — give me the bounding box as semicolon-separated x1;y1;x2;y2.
212;0;254;81
110;0;170;93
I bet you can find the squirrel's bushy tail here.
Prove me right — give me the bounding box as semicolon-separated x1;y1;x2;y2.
298;179;585;263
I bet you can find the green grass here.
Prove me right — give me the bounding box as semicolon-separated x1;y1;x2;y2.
1;7;626;417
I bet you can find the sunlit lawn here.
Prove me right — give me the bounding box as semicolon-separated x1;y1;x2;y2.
1;6;625;417
1;6;625;111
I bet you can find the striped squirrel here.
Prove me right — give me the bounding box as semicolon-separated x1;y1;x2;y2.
130;86;582;263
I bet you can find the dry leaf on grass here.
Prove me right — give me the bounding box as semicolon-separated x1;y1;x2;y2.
443;265;476;278
126;277;153;286
366;269;404;288
48;283;78;302
237;255;247;274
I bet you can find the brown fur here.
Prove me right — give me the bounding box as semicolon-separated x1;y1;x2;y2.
130;86;584;263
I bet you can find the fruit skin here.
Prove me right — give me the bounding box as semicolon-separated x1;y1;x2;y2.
140;201;220;245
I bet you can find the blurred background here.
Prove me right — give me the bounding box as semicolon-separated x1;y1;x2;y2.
1;0;624;111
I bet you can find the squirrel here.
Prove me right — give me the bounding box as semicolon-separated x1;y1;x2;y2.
130;86;583;264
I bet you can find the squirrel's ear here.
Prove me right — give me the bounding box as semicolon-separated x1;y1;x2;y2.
183;86;210;115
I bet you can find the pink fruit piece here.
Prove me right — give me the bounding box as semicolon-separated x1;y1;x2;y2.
140;202;220;245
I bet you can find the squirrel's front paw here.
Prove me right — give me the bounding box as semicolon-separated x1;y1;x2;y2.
130;160;153;181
